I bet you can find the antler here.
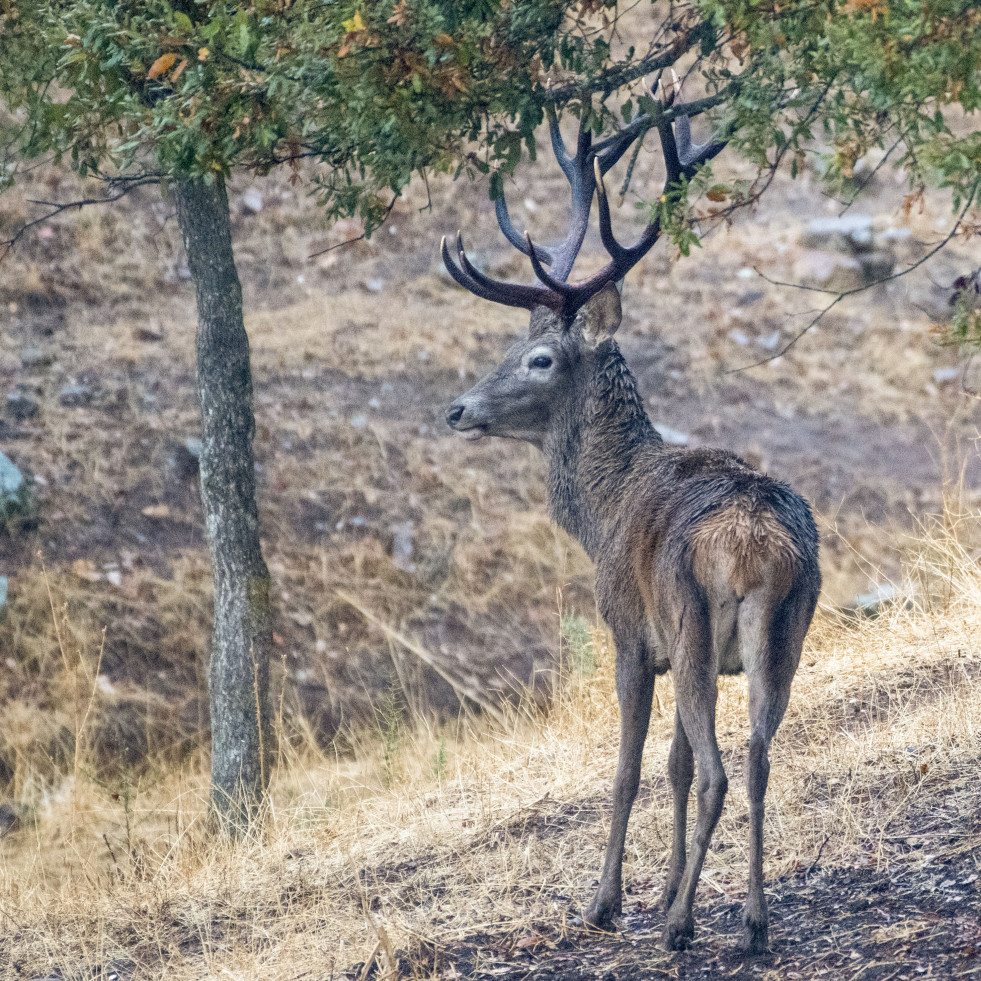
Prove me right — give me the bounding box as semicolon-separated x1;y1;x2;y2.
440;232;561;311
443;73;727;320
492;104;649;279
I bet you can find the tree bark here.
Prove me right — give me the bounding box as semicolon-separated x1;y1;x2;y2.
174;175;271;833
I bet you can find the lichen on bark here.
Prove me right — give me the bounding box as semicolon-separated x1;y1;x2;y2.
174;175;272;834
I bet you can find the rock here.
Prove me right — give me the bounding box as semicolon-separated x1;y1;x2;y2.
874;226;912;249
0;451;36;530
171;438;201;481
857;250;895;283
794;250;865;292
20;345;52;369
0;451;24;496
132;325;164;343
799;214;874;253
6;391;40;420
757;331;782;352
241;188;264;214
735;289;765;307
390;520;416;572
58;383;95;408
848;583;900;618
0;803;18;837
654;423;689;446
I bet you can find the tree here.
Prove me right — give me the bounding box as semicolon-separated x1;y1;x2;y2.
2;0;974;830
0;0;677;831
815;0;981;343
685;0;981;349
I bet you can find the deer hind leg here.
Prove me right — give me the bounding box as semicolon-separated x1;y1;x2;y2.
740;584;812;954
663;607;727;952
662;705;693;912
585;642;654;929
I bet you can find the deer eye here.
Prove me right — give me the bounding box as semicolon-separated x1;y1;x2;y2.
529;354;553;370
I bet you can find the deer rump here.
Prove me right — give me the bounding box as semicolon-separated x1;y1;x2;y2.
613;448;817;679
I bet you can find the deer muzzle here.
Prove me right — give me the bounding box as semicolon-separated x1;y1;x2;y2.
445;400;487;441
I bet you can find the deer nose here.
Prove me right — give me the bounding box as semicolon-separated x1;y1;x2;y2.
445;402;466;429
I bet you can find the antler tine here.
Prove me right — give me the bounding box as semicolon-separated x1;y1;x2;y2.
542;111;599;283
593;113;651;176
659;69;728;175
526;231;576;295
494;194;553;265
441;233;560;312
677;118;728;169
593;158;631;266
545;103;576;183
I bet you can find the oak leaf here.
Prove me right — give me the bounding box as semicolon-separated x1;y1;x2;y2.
342;11;364;32
147;53;177;80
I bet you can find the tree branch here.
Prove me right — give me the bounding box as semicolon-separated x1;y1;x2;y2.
728;182;980;373
0;177;159;264
306;193;399;259
547;21;712;104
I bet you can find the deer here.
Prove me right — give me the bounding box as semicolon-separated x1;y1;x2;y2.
442;84;821;954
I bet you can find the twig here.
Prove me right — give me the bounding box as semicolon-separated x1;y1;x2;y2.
838;133;904;217
307;194;399;260
547;21;709;103
102;832;120;872
803;833;832;880
729;182;980;373
0;177;159;264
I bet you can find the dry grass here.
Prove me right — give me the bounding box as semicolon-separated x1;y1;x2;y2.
1;514;979;980
3;60;981;978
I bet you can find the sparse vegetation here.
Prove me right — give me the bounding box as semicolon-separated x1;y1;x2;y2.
0;513;978;978
1;0;980;972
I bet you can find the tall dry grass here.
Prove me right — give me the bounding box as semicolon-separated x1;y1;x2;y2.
0;508;979;979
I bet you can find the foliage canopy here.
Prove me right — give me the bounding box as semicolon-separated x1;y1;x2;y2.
0;1;978;248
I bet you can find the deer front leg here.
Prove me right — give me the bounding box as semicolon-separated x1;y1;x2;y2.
662;706;694;912
585;647;654;929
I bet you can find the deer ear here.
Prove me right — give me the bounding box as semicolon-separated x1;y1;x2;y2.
579;283;622;348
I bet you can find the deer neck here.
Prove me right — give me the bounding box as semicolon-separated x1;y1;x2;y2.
544;342;660;558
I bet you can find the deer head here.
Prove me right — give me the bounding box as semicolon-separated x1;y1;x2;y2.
445;79;724;448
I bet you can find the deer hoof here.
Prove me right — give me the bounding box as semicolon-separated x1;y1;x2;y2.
663;914;694;951
741;920;769;955
584;895;621;931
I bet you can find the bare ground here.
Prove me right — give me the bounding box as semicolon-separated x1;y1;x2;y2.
1;144;979;757
1;99;981;981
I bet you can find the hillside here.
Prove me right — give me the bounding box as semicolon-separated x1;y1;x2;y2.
1;129;979;764
1;73;980;979
0;519;979;979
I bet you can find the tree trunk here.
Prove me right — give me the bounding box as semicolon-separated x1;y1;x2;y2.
174;175;271;833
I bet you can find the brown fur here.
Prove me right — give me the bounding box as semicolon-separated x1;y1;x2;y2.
690;500;803;599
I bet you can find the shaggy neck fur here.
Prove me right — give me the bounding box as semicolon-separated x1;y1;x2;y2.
544;341;661;557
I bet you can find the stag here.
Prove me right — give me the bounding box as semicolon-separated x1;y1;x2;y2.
442;86;821;953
